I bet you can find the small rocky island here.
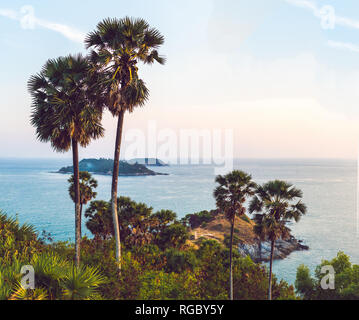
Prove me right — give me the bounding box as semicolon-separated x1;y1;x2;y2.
58;158;168;176
186;210;308;262
128;158;169;167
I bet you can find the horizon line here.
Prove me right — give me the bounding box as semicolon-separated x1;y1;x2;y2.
0;156;357;161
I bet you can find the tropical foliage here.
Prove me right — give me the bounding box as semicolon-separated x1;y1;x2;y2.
0;201;298;300
0;212;105;300
85;197;187;249
296;252;359;300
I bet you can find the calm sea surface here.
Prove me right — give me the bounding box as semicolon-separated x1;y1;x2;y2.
0;158;357;284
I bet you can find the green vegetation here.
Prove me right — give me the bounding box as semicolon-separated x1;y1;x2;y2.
0;212;105;300
0;209;297;300
85;197;187;249
68;171;98;235
295;252;359;300
182;210;217;229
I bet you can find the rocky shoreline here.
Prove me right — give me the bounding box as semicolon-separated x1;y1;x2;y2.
238;237;309;263
189;213;309;263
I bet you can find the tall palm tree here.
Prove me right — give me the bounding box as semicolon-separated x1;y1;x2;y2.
213;170;256;300
29;55;105;267
249;180;307;300
85;17;165;271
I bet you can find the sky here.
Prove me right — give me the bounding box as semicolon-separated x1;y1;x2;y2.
1;0;359;160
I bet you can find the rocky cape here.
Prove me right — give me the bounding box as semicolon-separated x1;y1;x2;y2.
58;158;168;177
189;213;308;263
238;238;309;262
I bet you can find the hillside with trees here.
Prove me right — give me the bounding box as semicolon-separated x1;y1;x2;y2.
58;159;166;176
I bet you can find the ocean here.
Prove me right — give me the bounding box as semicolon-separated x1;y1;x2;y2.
0;158;357;285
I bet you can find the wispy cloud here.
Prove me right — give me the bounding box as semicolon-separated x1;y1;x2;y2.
284;0;359;30
335;16;359;31
0;6;85;43
328;40;359;54
0;8;18;20
285;0;359;54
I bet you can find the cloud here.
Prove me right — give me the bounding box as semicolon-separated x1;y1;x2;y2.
35;20;85;43
0;6;85;43
328;40;359;54
284;0;359;54
285;0;359;30
0;8;18;20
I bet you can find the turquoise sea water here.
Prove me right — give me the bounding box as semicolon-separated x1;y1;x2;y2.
0;158;357;285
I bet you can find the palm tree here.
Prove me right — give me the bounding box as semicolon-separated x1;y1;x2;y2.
213;170;256;300
85;17;165;271
29;55;105;267
68;171;98;235
249;180;307;300
253;216;266;262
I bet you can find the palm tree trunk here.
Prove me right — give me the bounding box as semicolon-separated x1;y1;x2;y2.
111;110;125;272
229;217;235;300
72;139;81;267
268;239;275;300
80;204;83;237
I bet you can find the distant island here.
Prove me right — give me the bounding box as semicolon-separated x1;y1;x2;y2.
128;158;169;167
58;158;168;176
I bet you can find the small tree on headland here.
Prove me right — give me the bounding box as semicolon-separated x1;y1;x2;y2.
213;170;256;300
249;180;307;300
68;171;98;235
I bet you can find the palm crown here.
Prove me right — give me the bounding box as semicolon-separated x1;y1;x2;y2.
28;54;105;152
214;170;257;220
85;17;165;114
249;180;307;222
68;171;98;205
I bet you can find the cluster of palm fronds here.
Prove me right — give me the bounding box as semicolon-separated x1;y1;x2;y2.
0;211;106;300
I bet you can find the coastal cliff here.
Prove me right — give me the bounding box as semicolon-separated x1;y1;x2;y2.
187;212;308;262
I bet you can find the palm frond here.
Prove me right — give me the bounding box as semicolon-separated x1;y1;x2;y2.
61;265;106;300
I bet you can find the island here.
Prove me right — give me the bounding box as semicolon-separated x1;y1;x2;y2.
128;158;169;167
58;158;168;176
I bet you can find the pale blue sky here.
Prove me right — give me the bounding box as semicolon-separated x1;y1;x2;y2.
1;0;359;159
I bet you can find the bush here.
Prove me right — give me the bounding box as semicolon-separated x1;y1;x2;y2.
295;252;359;300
